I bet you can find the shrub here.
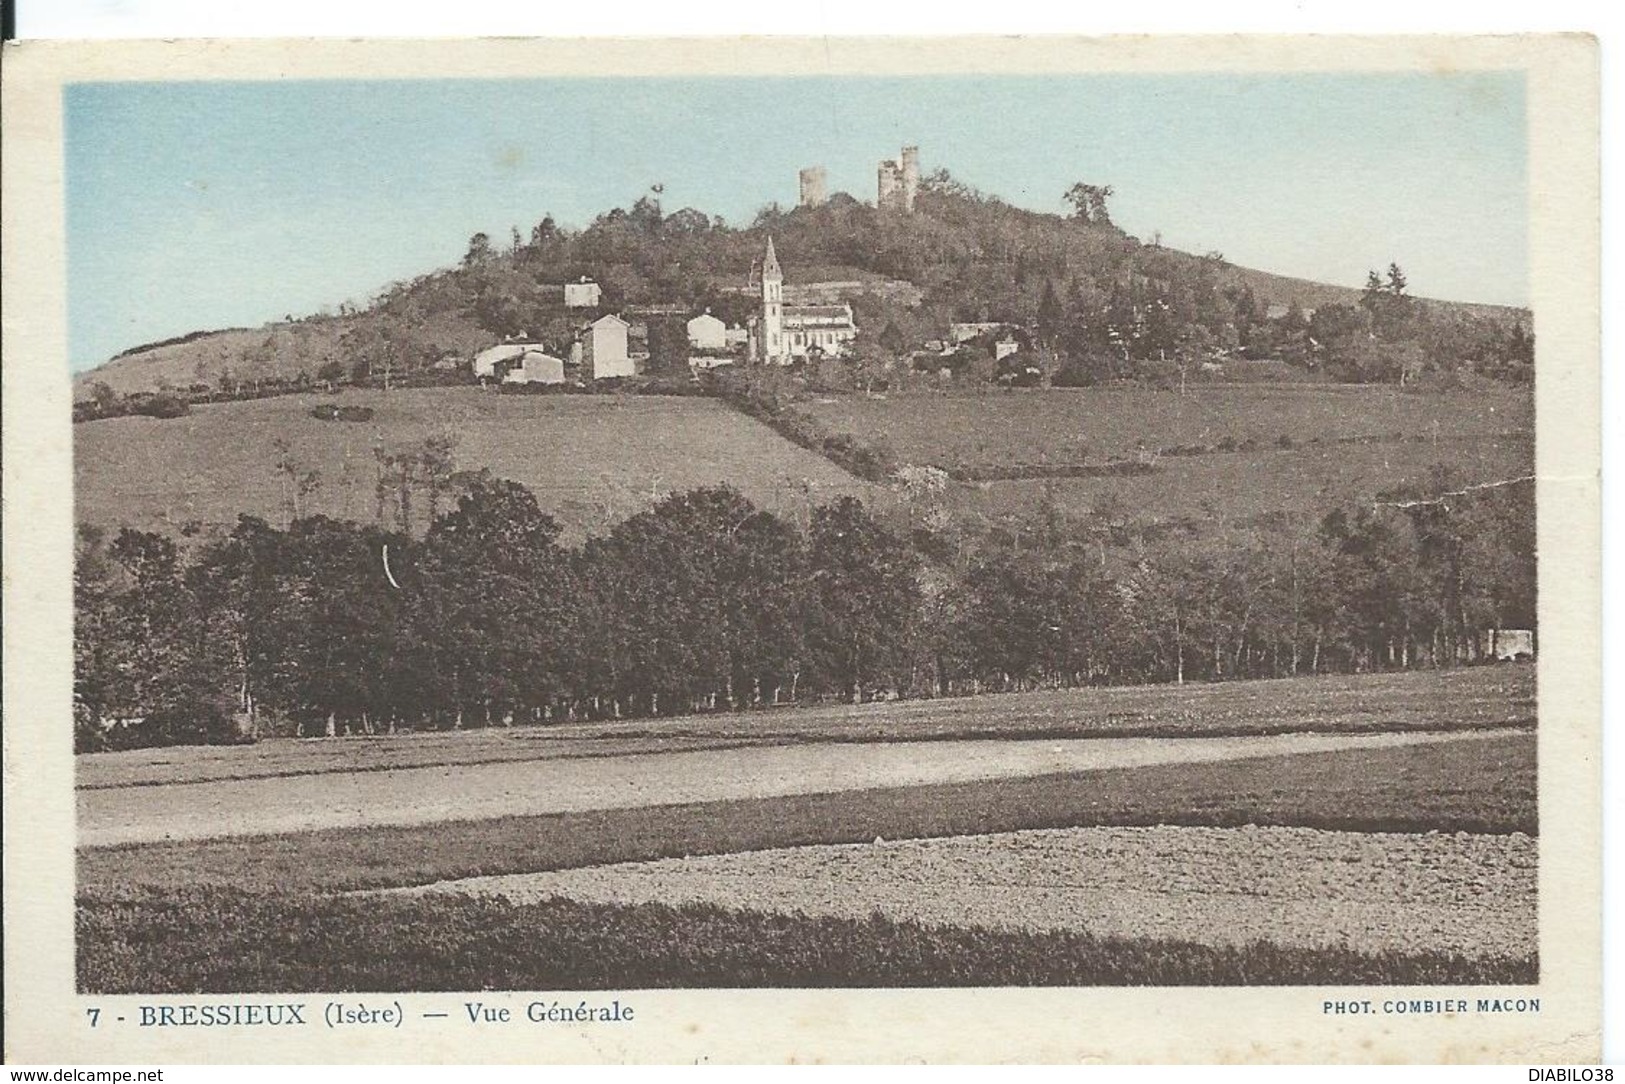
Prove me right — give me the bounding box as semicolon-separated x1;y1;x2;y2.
99;691;247;752
132;393;191;419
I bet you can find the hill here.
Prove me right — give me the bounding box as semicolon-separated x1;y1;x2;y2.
74;170;1531;398
73;389;876;541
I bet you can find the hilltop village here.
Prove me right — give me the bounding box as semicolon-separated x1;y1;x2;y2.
472;236;866;386
74;142;1535;421
72;140;1537;758
473;148;933;388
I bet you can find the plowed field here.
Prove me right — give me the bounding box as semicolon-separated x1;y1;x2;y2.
394;824;1536;959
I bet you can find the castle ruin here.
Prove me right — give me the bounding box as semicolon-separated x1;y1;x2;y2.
798;166;828;209
877;145;919;213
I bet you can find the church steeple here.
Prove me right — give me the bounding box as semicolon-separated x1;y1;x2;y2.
763;235;782;281
759;236;784;363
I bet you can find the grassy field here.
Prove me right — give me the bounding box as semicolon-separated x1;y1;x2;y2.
78;888;1533;993
79;731;1534;894
967;433;1533;524
73;380;1533;542
74;388;875;539
804;384;1532;470
807;383;1532;523
78;666;1535;791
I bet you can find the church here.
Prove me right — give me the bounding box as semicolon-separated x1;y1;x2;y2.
748;237;859;364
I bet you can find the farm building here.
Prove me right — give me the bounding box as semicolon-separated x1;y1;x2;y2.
581;314;634;381
564;278;603;309
500;349;567;385
687;311;728;351
472;342;537;380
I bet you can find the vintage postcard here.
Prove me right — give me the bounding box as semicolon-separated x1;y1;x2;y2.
1;34;1602;1064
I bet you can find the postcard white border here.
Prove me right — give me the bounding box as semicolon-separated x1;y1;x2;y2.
1;34;1602;1064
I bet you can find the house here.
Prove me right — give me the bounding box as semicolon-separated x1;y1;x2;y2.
501;349;567;385
473;342;530;380
687;310;728;352
581;314;634;380
564;277;603;309
994;337;1021;361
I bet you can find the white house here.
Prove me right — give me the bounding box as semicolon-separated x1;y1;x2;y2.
687;311;728;352
581;314;633;380
501;349;567;385
473;342;530;380
564;278;603;309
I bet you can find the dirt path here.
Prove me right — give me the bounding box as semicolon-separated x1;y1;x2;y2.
78;728;1523;848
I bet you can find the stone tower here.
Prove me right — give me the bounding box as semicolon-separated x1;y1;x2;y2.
877;145;919;213
760;236;784;363
877;158;902;210
900;145;920;212
798;166;828;208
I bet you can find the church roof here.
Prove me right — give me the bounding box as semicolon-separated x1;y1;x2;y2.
784;305;855;319
763;236;782;278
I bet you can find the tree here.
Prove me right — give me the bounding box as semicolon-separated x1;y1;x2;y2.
807;497;921;701
1063;183;1114;225
1035;279;1063;349
271;438;323;524
644;317;689;376
81;528;238;747
462;232;495;268
1361;261;1415;340
412;474;575;727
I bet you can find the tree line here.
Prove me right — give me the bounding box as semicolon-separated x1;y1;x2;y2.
75;467;1534;751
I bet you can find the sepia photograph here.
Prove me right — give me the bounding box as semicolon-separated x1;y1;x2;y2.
1;33;1602;1064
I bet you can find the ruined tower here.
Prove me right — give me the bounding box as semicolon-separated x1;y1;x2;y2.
900;145;920;211
798;166;828;209
877;145;919;213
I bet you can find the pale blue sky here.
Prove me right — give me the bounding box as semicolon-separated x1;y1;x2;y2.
65;72;1526;371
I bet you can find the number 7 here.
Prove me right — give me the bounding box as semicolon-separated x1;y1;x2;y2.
86;1007;100;1027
